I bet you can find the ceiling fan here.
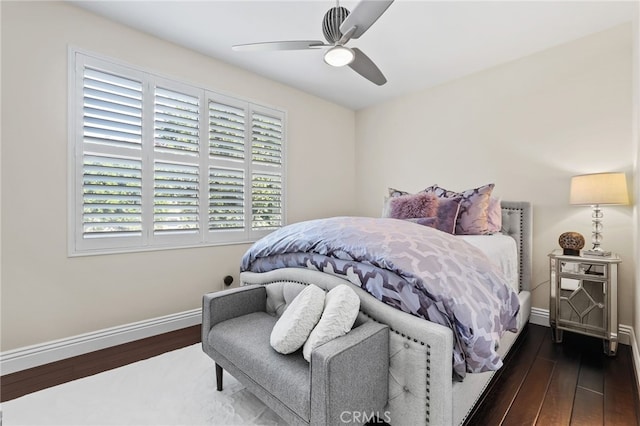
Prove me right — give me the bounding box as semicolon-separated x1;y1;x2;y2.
232;0;394;86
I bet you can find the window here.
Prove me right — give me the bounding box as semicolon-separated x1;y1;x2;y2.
69;50;286;255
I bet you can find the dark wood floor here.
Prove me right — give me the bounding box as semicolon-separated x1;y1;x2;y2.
467;324;640;425
2;323;639;426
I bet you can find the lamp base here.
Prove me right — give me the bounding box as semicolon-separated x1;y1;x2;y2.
582;249;611;257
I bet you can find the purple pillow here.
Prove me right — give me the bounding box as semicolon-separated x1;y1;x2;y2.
434;197;461;234
487;197;502;233
388;192;438;219
426;183;495;235
385;186;460;234
401;198;460;234
406;217;439;230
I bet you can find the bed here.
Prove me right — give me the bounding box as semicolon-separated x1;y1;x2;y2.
240;200;532;425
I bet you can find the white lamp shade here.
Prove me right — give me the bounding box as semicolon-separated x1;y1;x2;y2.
569;172;629;205
323;46;354;67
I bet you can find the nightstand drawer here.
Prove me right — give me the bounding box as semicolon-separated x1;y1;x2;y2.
559;259;607;278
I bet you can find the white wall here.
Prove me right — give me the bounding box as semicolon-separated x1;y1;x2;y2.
355;24;636;326
0;1;355;350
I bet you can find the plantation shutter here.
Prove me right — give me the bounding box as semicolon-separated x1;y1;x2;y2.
152;85;202;241
250;107;284;236
77;60;145;251
71;50;286;254
82;155;143;236
207;94;248;241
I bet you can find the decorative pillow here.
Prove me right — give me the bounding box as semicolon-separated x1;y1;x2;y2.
302;285;360;362
388;187;410;197
406;217;439;229
405;200;460;234
384;188;415;217
384;186;459;234
388;192;438;219
434;196;461;234
270;284;326;354
425;185;458;198
426;183;495;235
423;183;440;193
388;184;439;198
385;185;440;218
487;197;502;233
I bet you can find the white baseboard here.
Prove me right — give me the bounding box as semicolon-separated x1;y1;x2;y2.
529;307;549;327
0;308;202;375
628;328;640;394
619;324;634;346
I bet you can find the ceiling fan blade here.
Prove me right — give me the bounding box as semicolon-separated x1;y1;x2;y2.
348;48;387;86
232;40;327;52
339;0;394;40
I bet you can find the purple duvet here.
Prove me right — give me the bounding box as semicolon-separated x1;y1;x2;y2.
241;216;520;379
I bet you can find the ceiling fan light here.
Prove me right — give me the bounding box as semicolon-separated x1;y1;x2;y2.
323;45;354;67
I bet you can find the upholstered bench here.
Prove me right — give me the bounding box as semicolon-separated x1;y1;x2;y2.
202;282;390;426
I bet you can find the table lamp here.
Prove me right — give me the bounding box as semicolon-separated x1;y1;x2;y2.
569;172;629;256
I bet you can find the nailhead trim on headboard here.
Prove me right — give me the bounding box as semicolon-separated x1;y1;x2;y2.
500;202;532;293
503;206;524;292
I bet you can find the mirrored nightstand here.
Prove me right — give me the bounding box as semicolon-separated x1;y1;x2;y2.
548;249;621;356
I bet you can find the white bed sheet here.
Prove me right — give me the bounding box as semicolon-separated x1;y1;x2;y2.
459;234;519;291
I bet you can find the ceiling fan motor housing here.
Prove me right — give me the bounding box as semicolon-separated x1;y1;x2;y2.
322;6;350;44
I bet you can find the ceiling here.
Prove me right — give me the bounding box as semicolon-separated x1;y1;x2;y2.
69;1;635;110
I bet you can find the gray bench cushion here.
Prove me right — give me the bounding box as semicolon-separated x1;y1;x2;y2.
208;311;311;420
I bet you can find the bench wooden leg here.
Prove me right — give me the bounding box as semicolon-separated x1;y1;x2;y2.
215;363;223;391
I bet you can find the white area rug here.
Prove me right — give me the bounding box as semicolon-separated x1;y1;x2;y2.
1;344;286;425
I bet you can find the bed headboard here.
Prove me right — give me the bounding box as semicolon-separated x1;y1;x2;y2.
500;201;532;292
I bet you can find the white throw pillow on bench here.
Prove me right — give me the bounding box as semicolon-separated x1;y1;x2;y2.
303;285;361;362
270;284;325;354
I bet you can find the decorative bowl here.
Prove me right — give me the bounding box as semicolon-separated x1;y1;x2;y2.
558;231;585;256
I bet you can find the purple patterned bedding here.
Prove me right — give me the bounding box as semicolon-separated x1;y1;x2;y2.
241;216;520;379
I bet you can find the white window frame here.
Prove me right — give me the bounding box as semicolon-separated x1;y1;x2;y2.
68;48;287;256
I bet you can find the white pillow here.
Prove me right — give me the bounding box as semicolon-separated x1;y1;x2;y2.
303;285;360;362
270;284;326;354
